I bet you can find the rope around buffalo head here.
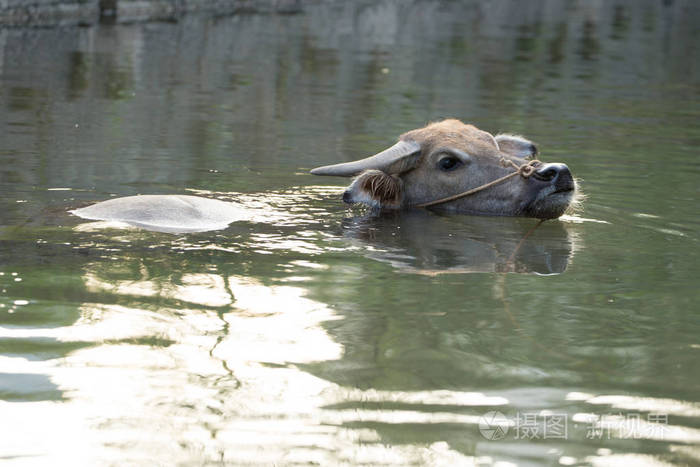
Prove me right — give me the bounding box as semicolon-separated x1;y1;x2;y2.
415;159;542;208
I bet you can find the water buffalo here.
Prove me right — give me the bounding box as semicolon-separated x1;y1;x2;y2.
311;119;580;219
70;194;245;234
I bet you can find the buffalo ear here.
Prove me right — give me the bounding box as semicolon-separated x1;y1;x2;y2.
348;170;404;209
495;134;538;159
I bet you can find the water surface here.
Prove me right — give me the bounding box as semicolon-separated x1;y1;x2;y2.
1;1;699;465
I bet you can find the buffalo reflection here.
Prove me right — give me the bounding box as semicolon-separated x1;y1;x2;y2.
341;210;578;275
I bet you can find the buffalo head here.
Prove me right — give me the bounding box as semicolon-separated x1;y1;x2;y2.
311;119;580;219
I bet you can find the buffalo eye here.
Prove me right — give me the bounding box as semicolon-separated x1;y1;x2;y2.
438;156;461;171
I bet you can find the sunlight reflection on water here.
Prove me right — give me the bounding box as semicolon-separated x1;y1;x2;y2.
1;263;506;465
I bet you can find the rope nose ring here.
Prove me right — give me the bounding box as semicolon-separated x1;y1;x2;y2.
415;158;542;208
501;158;541;178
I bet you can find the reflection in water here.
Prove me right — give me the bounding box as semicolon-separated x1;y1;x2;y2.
1;250;491;464
2;257;341;463
341;210;579;275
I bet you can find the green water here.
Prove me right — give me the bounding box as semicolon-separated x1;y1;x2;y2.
1;1;699;465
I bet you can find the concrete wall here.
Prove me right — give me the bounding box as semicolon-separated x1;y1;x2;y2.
104;0;302;23
0;0;302;26
0;0;99;26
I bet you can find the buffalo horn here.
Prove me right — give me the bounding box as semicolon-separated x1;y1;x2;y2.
310;139;421;177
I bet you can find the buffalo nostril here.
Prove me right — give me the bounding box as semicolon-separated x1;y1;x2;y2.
538;168;558;181
533;163;569;182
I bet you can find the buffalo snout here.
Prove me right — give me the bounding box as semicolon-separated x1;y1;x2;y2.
533;163;574;191
533;163;570;182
